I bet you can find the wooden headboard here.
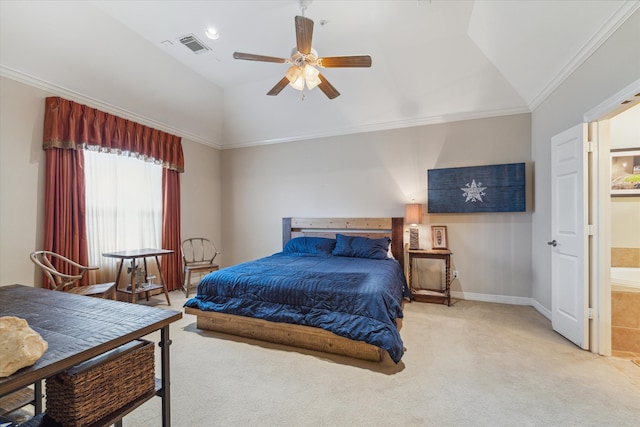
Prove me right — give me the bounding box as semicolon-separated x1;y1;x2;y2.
282;217;405;271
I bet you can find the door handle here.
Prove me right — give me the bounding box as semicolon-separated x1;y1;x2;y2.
547;240;557;247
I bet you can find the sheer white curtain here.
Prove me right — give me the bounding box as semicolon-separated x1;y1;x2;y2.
84;149;162;281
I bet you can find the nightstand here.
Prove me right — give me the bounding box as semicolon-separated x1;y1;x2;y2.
406;245;452;306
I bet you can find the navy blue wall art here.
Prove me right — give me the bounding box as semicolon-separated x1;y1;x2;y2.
427;163;526;213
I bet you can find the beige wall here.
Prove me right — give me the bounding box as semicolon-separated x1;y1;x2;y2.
221;114;533;301
0;76;221;287
0;77;45;286
531;10;640;310
611;197;640;249
180;137;222;263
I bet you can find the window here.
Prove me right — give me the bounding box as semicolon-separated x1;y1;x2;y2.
84;149;162;277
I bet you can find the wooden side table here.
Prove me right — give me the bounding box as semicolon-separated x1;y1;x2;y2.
103;248;173;305
406;245;452;306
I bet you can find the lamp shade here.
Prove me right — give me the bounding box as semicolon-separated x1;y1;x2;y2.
290;76;305;91
285;65;302;83
405;203;423;226
303;64;319;80
306;75;321;90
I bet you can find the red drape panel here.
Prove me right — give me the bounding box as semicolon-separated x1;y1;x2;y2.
42;96;184;291
43;97;184;172
43;148;90;287
161;169;183;291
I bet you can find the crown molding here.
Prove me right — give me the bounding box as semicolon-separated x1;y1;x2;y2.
220;105;531;149
0;65;222;149
528;1;640;110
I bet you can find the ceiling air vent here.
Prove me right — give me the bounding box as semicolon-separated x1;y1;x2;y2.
179;34;210;54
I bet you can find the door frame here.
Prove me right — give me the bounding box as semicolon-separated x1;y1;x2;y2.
583;78;640;356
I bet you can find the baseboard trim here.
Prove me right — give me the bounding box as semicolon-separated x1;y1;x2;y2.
451;291;552;320
530;299;552;320
451;290;531;306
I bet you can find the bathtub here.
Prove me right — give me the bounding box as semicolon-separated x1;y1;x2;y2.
611;267;640;293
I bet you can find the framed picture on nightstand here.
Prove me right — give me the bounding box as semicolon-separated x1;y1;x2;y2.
431;226;448;249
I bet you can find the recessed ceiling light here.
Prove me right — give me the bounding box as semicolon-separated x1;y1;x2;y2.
205;26;220;40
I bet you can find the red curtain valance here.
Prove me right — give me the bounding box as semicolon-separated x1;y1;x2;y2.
43;97;184;173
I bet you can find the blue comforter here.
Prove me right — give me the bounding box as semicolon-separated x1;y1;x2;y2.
184;252;406;363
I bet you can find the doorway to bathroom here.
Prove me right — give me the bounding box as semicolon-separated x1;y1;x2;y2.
584;80;640;356
607;103;640;359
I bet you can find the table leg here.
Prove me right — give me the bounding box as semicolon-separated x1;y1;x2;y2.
160;326;172;427
143;258;150;301
115;260;124;292
130;258;137;304
155;256;172;306
34;380;42;414
445;255;451;306
408;257;414;300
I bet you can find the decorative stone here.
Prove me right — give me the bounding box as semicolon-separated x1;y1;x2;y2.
0;316;48;377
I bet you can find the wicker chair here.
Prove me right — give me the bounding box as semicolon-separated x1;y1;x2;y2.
30;251;116;299
181;238;220;297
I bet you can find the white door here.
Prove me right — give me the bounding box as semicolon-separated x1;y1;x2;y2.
550;123;589;349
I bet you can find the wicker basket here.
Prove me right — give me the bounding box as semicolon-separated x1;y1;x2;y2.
45;339;155;427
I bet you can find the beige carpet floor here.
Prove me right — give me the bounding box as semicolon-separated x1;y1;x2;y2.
121;291;640;426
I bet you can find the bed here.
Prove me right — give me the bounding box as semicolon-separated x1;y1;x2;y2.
184;217;407;362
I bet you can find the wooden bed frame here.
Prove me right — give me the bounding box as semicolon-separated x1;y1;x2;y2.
184;217;405;362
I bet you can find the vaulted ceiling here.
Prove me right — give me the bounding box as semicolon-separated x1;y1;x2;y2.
1;1;637;149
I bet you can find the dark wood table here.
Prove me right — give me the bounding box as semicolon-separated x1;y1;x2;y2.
0;285;181;426
406;247;453;306
103;248;174;305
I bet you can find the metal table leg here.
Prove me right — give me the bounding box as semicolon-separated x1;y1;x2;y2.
160;325;172;427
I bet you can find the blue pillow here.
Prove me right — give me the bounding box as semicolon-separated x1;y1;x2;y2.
332;234;391;260
283;237;336;255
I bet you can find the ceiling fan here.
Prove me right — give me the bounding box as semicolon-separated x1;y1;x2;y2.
233;15;372;99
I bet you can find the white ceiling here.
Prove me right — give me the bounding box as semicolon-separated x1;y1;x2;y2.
1;1;638;149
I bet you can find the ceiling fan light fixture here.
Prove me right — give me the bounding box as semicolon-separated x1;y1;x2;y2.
303;64;321;89
286;65;320;91
290;75;306;91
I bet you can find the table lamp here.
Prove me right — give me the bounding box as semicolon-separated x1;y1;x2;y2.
405;202;423;249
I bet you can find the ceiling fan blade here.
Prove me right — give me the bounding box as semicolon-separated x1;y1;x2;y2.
318;55;372;68
233;52;287;63
317;73;340;99
295;16;314;55
267;77;290;96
